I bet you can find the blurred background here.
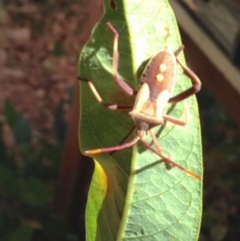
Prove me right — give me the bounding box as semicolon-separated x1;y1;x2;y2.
0;0;240;241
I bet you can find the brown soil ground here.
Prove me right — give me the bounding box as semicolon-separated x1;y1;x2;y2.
0;0;88;140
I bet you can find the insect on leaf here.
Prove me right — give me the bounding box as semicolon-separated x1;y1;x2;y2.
78;0;203;240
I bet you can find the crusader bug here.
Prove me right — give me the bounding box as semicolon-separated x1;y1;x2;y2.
79;22;202;179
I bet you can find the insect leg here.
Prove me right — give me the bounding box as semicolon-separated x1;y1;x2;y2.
174;45;184;57
169;57;201;103
141;130;201;179
84;135;140;155
117;126;136;145
106;22;135;96
108;126;136;155
79;77;133;111
163;100;188;125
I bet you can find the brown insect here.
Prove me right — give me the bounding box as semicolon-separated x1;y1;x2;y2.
79;22;202;179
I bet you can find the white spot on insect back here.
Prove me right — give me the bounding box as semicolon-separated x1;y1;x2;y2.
159;63;167;72
156;73;164;82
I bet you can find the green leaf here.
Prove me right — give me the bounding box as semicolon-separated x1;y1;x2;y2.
20;177;49;207
4;98;32;145
6;226;33;241
52;41;65;56
13;115;32;145
4;99;19;128
79;0;202;241
0;164;19;198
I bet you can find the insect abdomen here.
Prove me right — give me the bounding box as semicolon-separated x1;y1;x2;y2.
141;50;176;101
